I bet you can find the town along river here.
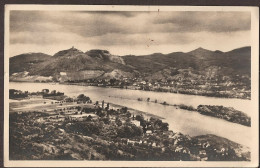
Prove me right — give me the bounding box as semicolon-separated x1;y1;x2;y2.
9;82;252;147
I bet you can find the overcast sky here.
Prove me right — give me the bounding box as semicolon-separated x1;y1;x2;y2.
9;11;251;57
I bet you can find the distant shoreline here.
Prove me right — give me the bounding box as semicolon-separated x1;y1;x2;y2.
63;82;251;100
9;80;250;100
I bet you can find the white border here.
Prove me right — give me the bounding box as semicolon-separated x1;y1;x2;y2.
4;5;259;167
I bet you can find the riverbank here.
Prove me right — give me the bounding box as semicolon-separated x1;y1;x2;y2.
64;82;251;100
109;103;164;120
9;80;251;100
100;95;251;127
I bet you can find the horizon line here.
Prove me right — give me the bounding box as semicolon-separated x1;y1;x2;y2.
10;45;251;58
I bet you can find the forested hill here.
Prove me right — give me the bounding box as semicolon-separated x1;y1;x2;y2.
10;46;250;82
123;46;250;76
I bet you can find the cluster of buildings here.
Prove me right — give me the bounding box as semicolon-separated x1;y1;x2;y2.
68;73;250;99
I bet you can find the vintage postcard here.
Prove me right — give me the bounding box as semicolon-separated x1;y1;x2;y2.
4;5;259;167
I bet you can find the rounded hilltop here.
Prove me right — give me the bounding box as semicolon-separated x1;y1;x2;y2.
53;47;84;57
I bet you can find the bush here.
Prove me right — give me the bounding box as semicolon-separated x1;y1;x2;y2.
136;114;144;121
66;121;102;136
179;104;196;111
117;124;143;138
77;94;90;103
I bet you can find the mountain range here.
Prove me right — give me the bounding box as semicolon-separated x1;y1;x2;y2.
9;46;251;82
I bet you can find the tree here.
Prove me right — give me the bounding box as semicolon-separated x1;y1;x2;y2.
102;100;105;109
76;106;81;111
86;115;92;121
115;117;122;126
140;120;147;128
162;101;168;105
66;121;102;136
95;101;99;106
150;117;157;123
110;78;117;86
102;117;110;124
65;97;73;102
136;114;144;122
106;103;110;110
122;107;128;113
96;107;105;117
117;124;143;138
154;119;163;126
137;98;142;101
77;94;90;103
126;111;131;118
161;122;169;131
132;125;143;136
163;139;170;147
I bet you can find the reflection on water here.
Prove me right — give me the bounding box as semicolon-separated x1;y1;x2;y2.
9;82;251;146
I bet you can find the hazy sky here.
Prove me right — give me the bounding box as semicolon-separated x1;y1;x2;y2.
9;11;251;57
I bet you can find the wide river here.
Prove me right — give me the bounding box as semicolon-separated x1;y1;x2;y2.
9;82;252;147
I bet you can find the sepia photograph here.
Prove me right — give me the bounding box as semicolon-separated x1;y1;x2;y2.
3;5;259;167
